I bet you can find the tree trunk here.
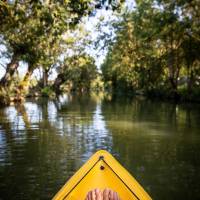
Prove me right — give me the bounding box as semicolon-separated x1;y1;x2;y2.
43;69;48;87
168;49;180;93
23;68;33;85
0;55;19;88
187;69;194;94
169;77;177;90
18;65;34;97
53;73;65;93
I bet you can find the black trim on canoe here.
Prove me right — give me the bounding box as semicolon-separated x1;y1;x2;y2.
62;158;100;199
102;158;140;200
62;156;140;200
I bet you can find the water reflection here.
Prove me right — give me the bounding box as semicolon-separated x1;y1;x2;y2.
0;95;200;200
101;99;200;200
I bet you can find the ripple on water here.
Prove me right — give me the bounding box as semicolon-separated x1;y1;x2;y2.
0;97;200;200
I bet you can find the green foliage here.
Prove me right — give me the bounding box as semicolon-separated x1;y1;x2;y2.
0;0;124;66
178;87;200;102
41;86;55;98
0;74;24;104
0;0;125;104
1;0;92;67
102;0;200;100
0;88;11;106
90;75;104;91
60;53;97;92
1;0;200;103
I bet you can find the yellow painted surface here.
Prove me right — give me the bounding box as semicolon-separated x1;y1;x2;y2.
53;150;152;200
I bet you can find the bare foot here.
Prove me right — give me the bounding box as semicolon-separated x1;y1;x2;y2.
85;188;103;200
103;188;120;200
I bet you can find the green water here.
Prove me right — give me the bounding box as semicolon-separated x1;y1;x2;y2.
0;94;200;200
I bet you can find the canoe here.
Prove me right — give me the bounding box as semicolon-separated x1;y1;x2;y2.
53;150;152;200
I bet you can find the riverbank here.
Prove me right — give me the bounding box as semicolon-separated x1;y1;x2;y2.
109;87;200;104
145;88;200;103
1;84;200;107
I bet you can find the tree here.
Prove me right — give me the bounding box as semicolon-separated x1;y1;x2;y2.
0;0;125;102
102;1;164;92
102;0;200;99
54;53;97;92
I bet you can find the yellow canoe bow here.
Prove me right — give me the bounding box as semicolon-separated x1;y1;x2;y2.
53;150;152;200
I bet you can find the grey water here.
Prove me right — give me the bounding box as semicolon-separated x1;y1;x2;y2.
0;94;200;200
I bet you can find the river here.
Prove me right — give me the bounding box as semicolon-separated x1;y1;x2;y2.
0;94;200;200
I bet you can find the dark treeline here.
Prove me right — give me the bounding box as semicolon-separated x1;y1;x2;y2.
101;0;200;101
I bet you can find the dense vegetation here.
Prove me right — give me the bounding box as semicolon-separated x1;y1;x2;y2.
0;0;200;105
102;0;200;101
0;0;122;104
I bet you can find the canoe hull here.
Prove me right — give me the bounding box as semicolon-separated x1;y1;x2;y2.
53;150;152;200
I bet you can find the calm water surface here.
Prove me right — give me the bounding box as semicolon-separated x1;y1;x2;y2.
0;94;200;200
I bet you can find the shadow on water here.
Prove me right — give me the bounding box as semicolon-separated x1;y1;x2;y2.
0;94;200;199
101;97;200;200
